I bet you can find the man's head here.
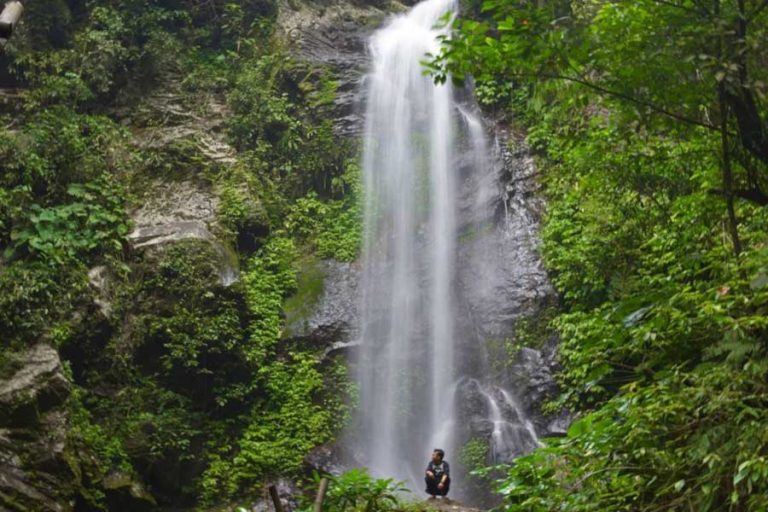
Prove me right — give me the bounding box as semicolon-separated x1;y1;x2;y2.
432;449;445;462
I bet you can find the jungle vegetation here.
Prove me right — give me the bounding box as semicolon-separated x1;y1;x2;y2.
431;0;768;510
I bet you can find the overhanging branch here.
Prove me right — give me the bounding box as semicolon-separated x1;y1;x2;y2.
520;72;720;132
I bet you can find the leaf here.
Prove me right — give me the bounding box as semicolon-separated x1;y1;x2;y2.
623;305;652;327
567;416;592;437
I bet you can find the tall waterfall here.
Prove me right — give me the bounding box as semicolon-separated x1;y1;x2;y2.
355;0;540;496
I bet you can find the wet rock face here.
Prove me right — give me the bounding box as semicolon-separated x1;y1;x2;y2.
456;128;555;342
0;345;75;512
277;0;388;137
128;179;219;249
286;260;361;349
508;343;572;437
452;125;566;457
304;442;351;476
509;347;557;413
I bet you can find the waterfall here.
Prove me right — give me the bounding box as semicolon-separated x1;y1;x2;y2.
355;0;540;497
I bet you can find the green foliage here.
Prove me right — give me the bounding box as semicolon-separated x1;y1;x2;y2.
97;380;202;464
437;1;768;510
433;0;768;199
21;72;94;110
79;373;207;504
131;240;256;408
67;386;131;508
227;54;348;199
69;386;131;475
0;108;130;201
201;235;355;502
0;0;360;508
512;308;556;351
218;1;276;51
216;175;271;251
201;352;340;502
242;236;298;363
286;194;362;262
10;2;189;101
239;353;332;476
284;161;363;262
301;469;409;512
7;178;128;263
458;438;489;470
495;362;768;512
0;262;89;348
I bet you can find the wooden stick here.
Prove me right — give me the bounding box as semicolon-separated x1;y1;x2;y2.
313;477;330;512
0;2;23;40
268;484;284;512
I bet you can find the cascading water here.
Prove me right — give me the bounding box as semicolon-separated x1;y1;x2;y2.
355;0;541;498
357;0;457;485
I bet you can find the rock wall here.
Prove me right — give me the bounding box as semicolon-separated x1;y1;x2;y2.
276;0;392;138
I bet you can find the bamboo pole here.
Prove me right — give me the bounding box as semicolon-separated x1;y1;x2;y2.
268;484;284;512
313;477;330;512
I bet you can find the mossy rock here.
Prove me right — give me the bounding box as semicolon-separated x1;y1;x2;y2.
283;255;326;337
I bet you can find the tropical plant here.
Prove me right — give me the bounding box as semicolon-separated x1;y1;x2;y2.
301;469;409;512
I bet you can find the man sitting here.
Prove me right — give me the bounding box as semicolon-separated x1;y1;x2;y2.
425;448;450;498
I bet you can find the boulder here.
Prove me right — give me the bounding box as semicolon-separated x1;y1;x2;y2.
285;260;360;349
128;179;239;286
0;345;76;512
103;471;157;511
0;344;70;427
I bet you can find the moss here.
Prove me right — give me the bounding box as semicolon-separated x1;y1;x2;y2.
283;255;325;337
513;305;558;351
458;438;490;470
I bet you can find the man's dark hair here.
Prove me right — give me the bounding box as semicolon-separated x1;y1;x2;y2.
433;448;445;459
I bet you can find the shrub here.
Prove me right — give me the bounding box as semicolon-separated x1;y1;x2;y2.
302;469;409;512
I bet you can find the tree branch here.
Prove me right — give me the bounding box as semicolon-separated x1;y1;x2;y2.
735;187;768;205
526;72;720;131
709;187;768;205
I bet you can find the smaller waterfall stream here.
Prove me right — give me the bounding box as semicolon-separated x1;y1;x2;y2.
484;385;541;462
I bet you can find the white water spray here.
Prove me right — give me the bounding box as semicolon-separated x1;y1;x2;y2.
355;0;541;496
357;0;457;486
